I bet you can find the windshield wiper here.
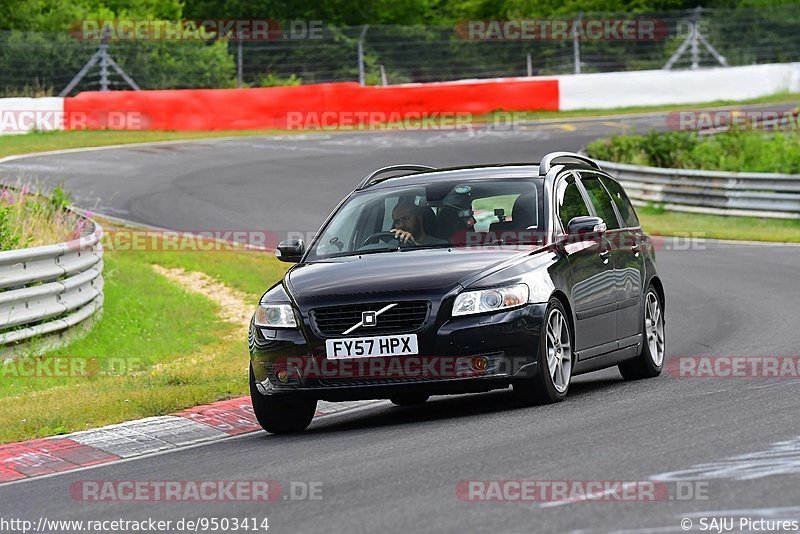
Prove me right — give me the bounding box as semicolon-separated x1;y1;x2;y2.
398;243;453;251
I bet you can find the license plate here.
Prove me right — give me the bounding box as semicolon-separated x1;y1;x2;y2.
325;334;418;359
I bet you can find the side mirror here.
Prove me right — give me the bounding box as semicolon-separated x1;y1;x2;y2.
567;216;606;236
276;239;304;263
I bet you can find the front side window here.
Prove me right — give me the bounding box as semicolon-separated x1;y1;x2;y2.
306;178;543;261
600;176;640;228
579;176;621;230
556;175;591;232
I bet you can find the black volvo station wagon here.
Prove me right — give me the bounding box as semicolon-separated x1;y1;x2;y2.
249;152;665;433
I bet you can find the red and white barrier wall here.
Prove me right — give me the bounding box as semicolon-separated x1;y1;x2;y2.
558;62;800;110
0;97;68;134
2;62;799;134
63;77;559;131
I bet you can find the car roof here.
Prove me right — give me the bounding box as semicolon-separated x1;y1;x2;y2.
362;160;613;191
366;163;544;190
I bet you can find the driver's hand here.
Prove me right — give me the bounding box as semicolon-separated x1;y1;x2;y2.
390;228;417;245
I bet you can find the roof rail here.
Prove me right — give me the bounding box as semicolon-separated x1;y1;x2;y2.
357;164;436;190
539;152;601;176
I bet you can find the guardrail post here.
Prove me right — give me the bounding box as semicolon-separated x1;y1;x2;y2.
690;7;700;69
237;39;244;88
572;13;583;74
358;25;370;86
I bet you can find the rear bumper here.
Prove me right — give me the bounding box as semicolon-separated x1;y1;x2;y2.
249;302;547;401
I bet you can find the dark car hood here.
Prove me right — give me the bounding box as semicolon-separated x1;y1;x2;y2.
286;248;528;305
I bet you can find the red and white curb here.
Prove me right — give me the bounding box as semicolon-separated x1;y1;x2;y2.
0;397;381;484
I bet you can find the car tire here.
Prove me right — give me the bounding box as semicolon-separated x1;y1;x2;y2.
389;394;430;406
249;366;317;434
513;297;573;405
618;285;664;380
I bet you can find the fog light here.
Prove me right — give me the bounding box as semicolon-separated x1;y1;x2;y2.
471;356;489;372
276;369;290;383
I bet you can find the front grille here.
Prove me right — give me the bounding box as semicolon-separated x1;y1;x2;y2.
311;301;430;337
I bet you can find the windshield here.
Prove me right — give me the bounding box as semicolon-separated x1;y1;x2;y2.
306;178;544;261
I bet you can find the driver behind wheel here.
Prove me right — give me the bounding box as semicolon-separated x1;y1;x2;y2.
390;200;445;245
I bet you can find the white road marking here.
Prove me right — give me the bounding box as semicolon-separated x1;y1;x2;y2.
541;434;800;508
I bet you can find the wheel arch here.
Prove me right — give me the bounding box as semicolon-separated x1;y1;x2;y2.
550;289;576;341
648;276;665;311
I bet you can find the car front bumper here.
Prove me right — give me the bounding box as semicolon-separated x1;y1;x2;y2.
249;302;547;401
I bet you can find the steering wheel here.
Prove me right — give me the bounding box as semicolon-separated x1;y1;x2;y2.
361;231;401;248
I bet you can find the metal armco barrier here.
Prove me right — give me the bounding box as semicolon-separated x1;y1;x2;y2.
0;215;103;347
595;159;800;219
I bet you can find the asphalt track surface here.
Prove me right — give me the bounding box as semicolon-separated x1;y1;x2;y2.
1;110;799;533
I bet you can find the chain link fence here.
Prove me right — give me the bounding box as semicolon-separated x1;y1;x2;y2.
1;6;799;97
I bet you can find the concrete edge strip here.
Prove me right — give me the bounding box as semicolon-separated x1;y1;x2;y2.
0;397;382;485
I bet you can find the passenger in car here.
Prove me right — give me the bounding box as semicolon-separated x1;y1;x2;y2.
437;205;482;246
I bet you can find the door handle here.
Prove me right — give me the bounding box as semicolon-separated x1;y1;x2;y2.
631;244;641;255
599;249;611;259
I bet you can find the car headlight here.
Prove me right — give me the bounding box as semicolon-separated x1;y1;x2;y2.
452;283;529;317
254;304;297;328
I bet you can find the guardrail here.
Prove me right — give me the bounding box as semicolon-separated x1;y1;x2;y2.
0;214;103;350
593;159;800;219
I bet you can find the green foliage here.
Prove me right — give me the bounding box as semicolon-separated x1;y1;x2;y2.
182;0;437;26
0;0;182;33
0;204;19;250
0;30;237;95
0;183;82;250
114;38;237;89
3;0;800;31
586;129;800;173
48;186;72;214
256;73;302;87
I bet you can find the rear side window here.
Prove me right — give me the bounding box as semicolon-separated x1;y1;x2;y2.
556;177;591;231
601;177;640;228
579;177;621;230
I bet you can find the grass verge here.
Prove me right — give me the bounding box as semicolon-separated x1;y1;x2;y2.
0;226;289;444
637;206;800;243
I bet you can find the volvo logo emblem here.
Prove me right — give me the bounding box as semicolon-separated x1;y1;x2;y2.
362;311;377;327
341;303;398;335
